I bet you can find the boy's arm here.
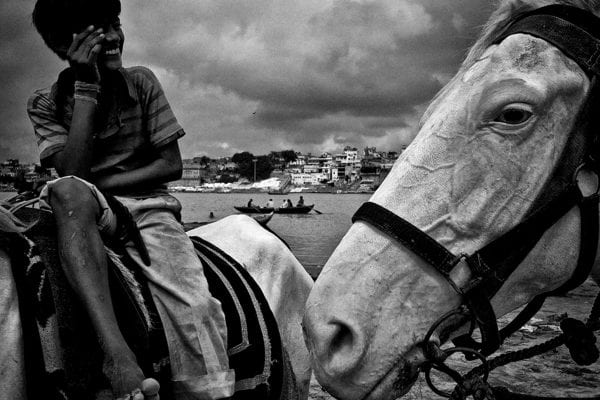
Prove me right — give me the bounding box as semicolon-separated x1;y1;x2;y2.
93;140;183;194
50;96;97;178
50;26;105;179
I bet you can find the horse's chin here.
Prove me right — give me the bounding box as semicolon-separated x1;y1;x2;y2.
319;349;422;400
360;361;420;400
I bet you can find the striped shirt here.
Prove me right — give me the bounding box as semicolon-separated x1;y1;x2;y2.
27;66;185;195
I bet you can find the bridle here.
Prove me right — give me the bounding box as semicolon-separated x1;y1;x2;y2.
351;5;600;399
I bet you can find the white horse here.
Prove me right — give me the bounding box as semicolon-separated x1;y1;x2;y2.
0;208;314;399
303;1;600;399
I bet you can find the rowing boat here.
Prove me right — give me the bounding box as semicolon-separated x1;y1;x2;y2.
234;205;314;214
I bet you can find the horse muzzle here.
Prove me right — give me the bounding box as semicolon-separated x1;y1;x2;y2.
303;307;425;400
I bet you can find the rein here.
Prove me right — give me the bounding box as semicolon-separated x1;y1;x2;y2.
352;5;600;399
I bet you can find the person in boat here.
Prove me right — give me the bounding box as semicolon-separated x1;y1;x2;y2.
296;196;304;207
281;199;289;208
286;199;293;208
247;198;254;207
266;198;274;208
27;0;232;398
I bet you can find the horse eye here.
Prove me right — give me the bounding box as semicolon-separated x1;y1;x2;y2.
494;108;532;125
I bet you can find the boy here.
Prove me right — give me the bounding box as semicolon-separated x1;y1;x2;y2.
27;1;233;398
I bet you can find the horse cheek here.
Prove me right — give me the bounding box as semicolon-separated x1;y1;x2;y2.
450;146;521;236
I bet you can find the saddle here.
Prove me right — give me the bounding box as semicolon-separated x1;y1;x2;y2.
6;207;297;400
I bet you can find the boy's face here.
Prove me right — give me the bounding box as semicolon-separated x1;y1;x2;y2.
96;17;124;71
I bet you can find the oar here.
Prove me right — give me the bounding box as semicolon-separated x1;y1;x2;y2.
312;207;323;214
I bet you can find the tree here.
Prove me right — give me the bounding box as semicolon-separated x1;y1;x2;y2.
199;155;211;166
192;155;212;167
268;150;296;171
232;152;273;181
280;150;297;164
217;173;237;183
254;155;274;180
232;151;254;166
232;151;254;179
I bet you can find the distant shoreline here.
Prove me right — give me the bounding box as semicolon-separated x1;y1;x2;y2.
1;188;375;195
169;189;374;195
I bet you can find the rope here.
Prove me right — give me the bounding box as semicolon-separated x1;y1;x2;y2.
464;336;564;380
456;291;600;400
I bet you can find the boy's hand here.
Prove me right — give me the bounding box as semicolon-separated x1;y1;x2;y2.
67;25;105;83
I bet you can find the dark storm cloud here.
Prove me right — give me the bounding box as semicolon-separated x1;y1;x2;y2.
1;1;494;161
120;0;493;155
0;1;64;162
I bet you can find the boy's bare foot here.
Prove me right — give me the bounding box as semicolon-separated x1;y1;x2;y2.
113;378;160;400
141;379;161;399
102;349;160;399
114;379;160;400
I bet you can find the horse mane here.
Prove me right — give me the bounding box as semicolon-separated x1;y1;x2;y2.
419;0;600;127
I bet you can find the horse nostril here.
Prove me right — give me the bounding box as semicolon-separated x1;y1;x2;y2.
330;322;354;355
320;320;366;376
304;309;367;377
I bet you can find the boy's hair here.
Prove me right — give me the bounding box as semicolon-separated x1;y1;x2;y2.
32;0;121;60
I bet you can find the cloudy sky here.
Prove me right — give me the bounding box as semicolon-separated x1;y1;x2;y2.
1;1;494;163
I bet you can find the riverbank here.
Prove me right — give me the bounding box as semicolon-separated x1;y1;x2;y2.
169;187;374;194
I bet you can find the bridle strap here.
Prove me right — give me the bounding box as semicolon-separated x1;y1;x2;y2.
495;5;600;76
351;202;457;276
352;185;582;298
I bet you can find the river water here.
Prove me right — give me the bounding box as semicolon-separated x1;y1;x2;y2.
173;192;371;277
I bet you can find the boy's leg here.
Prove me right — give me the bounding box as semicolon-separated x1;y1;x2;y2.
46;178;146;398
120;196;235;399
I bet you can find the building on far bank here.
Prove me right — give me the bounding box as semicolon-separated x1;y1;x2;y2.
290;172;328;186
169;160;210;188
162;144;402;191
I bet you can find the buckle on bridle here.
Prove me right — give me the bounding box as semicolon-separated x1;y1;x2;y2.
447;254;493;296
446;254;472;295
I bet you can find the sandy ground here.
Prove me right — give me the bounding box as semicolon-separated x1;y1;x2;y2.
308;279;600;400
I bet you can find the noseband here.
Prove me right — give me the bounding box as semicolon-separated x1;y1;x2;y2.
352;5;600;399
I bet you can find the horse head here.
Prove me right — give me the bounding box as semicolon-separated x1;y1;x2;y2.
303;1;600;399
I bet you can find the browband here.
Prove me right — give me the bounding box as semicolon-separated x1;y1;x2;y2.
494;5;600;76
